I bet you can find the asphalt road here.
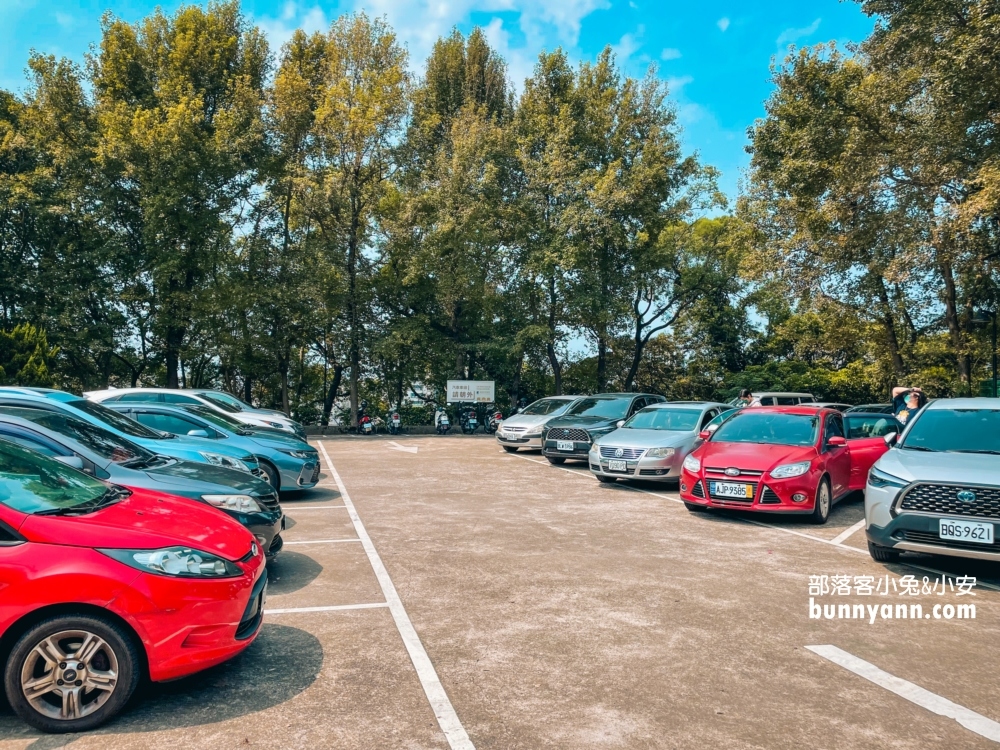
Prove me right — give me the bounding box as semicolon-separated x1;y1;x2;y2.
1;434;999;749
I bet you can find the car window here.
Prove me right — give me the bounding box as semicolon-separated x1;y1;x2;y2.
845;415;899;439
135;412;206;437
0;438;108;514
197;393;242;412
712;411;819;447
161;393;201;405
623;408;701;431
65;398;165;439
776;397;798;405
629;398;647;415
116;392;160;403
759;397;774;406
0;431;63;457
563;398;630;420
699;409;717;429
823;413;845;444
520;398;571;416
183;405;245;431
900;408;1000;453
2;408;155;464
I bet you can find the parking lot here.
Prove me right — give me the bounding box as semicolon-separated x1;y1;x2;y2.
2;434;999;749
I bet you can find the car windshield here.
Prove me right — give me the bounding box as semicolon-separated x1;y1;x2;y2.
5;408;157;465
900;409;1000;453
67;398;166;439
624;408;701;431
197;393;242;413
712;412;819;447
183;405;245;431
0;438;109;514
845;415;899;439
521;398;572;416
563;398;630;420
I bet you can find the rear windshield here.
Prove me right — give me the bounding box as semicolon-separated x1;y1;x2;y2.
564;398;630;420
521;398;573;416
66;398;165;439
0;438;107;513
901;409;1000;453
712;412;819;447
624;408;700;431
5;408;155;464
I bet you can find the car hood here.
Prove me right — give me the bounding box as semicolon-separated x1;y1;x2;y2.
18;490;253;559
596;429;692;448
546;414;623;431
145;460;271;495
877;449;1000;485
696;441;815;471
132;433;253;461
499;414;554;430
246;431;315;453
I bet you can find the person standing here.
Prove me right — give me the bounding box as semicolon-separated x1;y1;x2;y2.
739;389;762;408
891;387;925;425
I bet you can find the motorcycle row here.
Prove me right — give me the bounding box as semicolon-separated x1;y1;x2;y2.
352;400;512;435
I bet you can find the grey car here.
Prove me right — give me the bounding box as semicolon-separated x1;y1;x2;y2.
866;398;1000;563
496;396;580;452
589;401;729;483
0;409;285;557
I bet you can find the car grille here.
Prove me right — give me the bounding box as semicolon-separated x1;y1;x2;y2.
639;468;669;476
707;481;758;503
236;569;267;641
691;481;705;498
503;426;527;434
759;486;781;504
310;462;320;483
600;446;644;459
705;467;764;478
256;492;281;513
547;428;591;443
898;484;1000;520
893;529;1000;553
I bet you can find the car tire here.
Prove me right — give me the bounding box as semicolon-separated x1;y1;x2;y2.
684;502;708;512
546;456;566;465
867;541;901;563
259;461;280;491
810;477;832;525
4;614;141;734
595;475;616;484
502;446;518;453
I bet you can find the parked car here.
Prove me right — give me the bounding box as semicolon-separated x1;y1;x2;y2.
865;398;1000;563
0;409;284;556
496;396;580;452
542;394;665;464
680;406;891;523
812;402;852;412
104;403;320;492
0;389;263;478
589;401;729;484
0;437;267;733
845;403;893;414
728;392;817;407
85;388;305;439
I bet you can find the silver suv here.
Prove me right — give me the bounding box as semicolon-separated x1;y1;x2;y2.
865;398;1000;562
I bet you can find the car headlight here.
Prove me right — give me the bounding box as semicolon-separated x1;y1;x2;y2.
199;452;251;472
100;546;241;578
266;421;290;429
770;461;811;479
868;466;907;489
201;494;263;512
682;454;701;472
281;450;315;459
589;443;599;455
647;447;676;459
524;429;542;438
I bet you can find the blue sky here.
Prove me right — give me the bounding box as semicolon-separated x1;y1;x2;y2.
0;0;876;199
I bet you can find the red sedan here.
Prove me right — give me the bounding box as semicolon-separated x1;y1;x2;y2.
0;438;266;733
679;406;892;523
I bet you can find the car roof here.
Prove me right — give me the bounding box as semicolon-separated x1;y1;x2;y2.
591;393;661;399
752;392;815;398
743;405;832;416
647;401;726;409
926;397;1000;410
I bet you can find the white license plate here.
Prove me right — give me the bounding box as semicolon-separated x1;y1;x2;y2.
557;440;575;451
710;481;753;499
607;459;627;472
939;518;994;544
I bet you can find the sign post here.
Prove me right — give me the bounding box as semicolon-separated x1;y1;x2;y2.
446;380;495;403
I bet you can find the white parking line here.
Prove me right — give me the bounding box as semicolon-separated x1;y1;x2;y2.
831;518;866;545
317;441;476;750
265;603;389;615
806;645;1000;742
282;538;362;546
282;505;347;510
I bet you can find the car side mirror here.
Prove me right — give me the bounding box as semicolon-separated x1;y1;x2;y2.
884;432;898;447
616;420;625;428
698;430;711;440
187;429;210;438
53;455;85;470
827;435;846;447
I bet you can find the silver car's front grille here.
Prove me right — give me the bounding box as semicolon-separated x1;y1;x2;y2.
547;428;590;443
898;484;1000;520
600;446;645;460
502;426;527;433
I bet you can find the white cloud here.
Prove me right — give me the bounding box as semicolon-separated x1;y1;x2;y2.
611;30;642;62
481;17;536;90
717;17;730;32
660;47;681;60
775;18;822;50
54;12;74;29
258;1;328;54
666;75;693;95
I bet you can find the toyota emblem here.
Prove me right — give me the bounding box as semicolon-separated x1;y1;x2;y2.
956;490;977;504
725;467;740;477
563;429;569;436
615;447;624;458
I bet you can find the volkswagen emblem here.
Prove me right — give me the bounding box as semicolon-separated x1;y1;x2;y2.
725;467;740;477
615;447;624;458
957;490;977;504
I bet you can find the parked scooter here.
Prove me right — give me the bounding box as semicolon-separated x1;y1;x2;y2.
460;407;479;434
486;404;503;434
435;405;451;434
389;410;402;435
358;400;374;435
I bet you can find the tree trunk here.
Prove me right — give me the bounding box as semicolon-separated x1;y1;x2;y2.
244;377;253;404
546;342;562;396
939;258;970;386
624;326;644;393
596;332;608;392
322;363;344;426
165;326;184;388
547;273;562;394
875;277;906;377
279;358;290;416
347;198;361;429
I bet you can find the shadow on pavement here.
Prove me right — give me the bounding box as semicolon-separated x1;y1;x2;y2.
266;550;324;595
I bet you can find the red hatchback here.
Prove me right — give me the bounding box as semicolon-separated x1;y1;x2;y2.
679;407;892;523
0;438;267;733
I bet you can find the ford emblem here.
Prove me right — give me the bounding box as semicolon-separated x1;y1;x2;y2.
957;490;977;504
615;447;624;458
251;542;260;556
725;467;740;477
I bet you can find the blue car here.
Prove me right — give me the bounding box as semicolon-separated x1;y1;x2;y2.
0;388;264;479
105;402;320;492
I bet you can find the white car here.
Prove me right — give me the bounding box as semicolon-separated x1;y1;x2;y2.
85;388;305;438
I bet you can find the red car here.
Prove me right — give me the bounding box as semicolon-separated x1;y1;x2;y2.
680;407;894;523
0;438;267;733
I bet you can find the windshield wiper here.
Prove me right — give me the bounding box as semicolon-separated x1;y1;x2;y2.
952;449;1000;455
35;486;131;516
901;445;938;452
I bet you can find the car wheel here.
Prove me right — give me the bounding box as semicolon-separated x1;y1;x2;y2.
546;456;566;465
867;541;901;563
4;614;141;734
810;477;832;525
502;446;518;453
596;475;616;484
259;461;280;491
684;502;708;512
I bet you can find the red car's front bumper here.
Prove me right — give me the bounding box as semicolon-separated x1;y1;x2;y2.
680;468;819;513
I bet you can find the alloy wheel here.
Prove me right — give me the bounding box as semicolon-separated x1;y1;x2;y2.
20;630;119;721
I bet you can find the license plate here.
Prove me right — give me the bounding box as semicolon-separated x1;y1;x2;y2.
607;459;627;472
557;440;574;451
939;518;994;544
469;420;477;426
710;481;753;499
